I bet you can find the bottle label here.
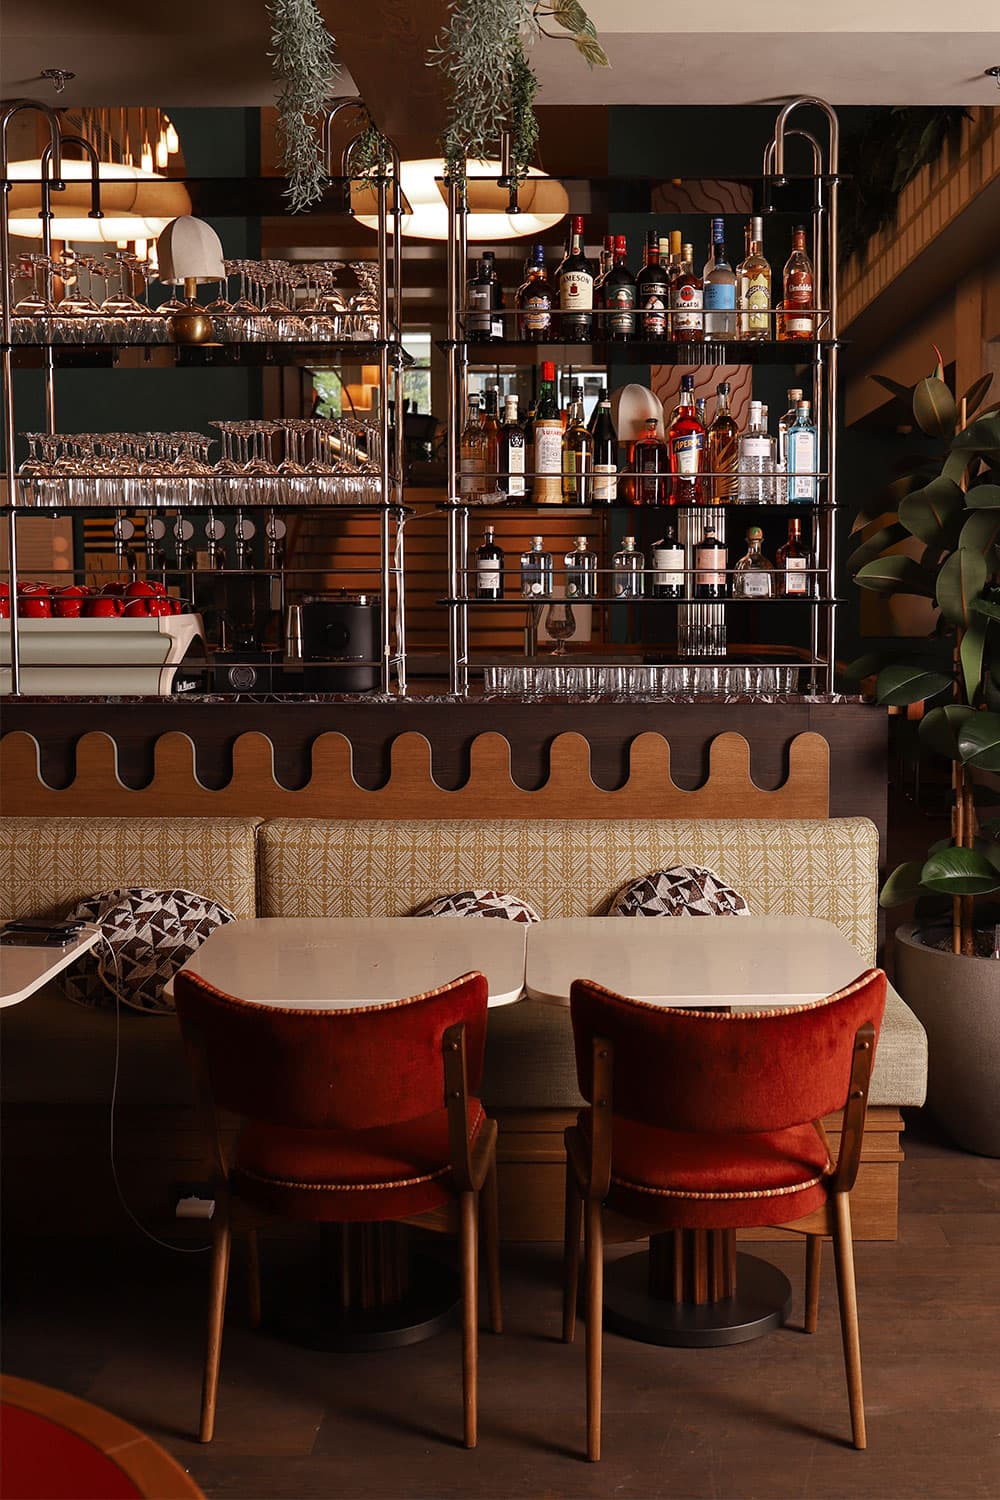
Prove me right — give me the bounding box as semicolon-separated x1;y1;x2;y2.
653;547;685;587
744;274;770;332
640;286;668;337
477;560;501;587
522;294;551;333
784;557;808;594
593;463;617;503
740;572;771;597
703;283;736;310
466;285;490;333
460;457;483;495
490;316;505;339
560;272;593;312
788;431;817;499
534;421;563;476
672;284;702;332
672;431;704;477
608;287;636;336
696;545;726;588
521;568;548;597
504;441;526;496
784;276;814;334
741;436;771;460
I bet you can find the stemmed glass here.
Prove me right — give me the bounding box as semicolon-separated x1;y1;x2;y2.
544;602;576;656
12;254;54;341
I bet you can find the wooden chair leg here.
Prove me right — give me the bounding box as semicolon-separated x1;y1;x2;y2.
482;1152;503;1335
562;1165;582;1344
460;1190;479;1449
584;1197;604;1463
246;1227;262;1330
805;1233;822;1334
199;1209;232;1443
831;1192;867;1450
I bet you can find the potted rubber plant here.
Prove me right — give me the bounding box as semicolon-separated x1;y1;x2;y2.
849;354;1000;1155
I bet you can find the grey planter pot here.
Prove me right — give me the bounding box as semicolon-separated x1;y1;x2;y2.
894;923;1000;1157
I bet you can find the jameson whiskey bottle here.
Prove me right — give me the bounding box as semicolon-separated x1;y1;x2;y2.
707;381;739;502
532;360;563;504
557;216;594;342
474;526;504;599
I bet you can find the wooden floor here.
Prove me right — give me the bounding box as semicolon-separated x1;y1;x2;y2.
2;1110;998;1500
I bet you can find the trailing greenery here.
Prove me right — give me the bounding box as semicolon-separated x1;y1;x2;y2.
431;0;608;184
840;107;970;263
349;112;394;178
846;354;1000;950
267;0;340;213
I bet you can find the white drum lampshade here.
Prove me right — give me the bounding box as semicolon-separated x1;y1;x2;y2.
156;216;225;286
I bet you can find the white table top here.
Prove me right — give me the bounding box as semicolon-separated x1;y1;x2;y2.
525;916;870;1009
0;926;101;1007
172;917;528;1010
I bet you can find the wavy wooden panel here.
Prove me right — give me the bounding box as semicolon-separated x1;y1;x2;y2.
0;728;829;820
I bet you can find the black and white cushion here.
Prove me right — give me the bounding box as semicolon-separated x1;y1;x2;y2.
609;866;750;918
412;889;541;923
61;888;236;1013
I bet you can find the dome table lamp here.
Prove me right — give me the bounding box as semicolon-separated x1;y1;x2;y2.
156;216;225;344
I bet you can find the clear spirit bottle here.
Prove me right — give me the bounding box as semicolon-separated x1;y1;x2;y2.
737;400;774;503
733;525;774;597
613;536;645;597
704;232;737;341
520;536;553;598
565;535;598;599
786;400;818;503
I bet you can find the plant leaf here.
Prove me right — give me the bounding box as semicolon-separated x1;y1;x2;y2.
951;413;1000;452
972;597;1000;624
878;860;926;908
875;665;952;706
978;836;1000;876
931;344;945;383
960;372;994;419
920;846;1000;896
847;522;909;574
919;704;975;759
842;651;893;681
855;554;937;597
912;376;957;439
957;711;1000;770
573;33;609;66
869;374;914;402
935;547;987;627
958;510;1000;556
960;624;987;705
552;0;592;34
964;483;1000;509
943;449;971;486
898;476;965;544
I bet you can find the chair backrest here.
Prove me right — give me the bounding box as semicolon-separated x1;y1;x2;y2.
173;969;489;1131
570;969;886;1133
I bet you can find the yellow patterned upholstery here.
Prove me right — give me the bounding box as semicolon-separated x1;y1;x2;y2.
0;817;261;922
258;817;880;963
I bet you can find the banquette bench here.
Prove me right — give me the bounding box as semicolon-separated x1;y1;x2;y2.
0;814;926;1240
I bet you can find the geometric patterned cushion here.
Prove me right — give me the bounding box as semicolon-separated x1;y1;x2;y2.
412;889;541;923
60;888;236;1014
609;865;750;918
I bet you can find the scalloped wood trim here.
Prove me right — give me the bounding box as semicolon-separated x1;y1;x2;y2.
0;729;829;820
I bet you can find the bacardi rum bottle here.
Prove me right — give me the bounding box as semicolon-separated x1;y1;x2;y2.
671;242;703;342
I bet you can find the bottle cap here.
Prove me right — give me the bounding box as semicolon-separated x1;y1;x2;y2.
575;535;588;548
614;234;627;253
541;360;556;381
531;535;544;547
681;242;694;261
681;374;694;391
788;388;803;401
603;233;614;249
797;399;811;412
670;229;682;254
751;215;764;239
483;525;495;538
717;380;730;395
571;215;584;232
622;536;636;548
747;525;763;541
749;399;762;416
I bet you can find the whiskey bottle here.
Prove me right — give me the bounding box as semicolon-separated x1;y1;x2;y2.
590;392;619;505
785;399;818;502
667;374;707;505
631;416;669;506
613;535;645;598
671;242;703;342
520;535;553;598
532;360;564;504
557;216;594;342
602;234;637;341
565;535;598;599
459;394;485;499
498;394;526;499
694;522;727;599
780;226;815;341
776;517;811;596
481;387;502;497
636;228;669;340
562;385;594;506
516;244;552;341
466;251;504;343
738;215;771;341
652;528;686;598
475;525;504;599
707;380;739;503
703;231;737;341
665;228;683;332
733;525;774;598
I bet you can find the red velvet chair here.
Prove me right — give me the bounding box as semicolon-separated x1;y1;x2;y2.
173;968;501;1448
563;968;887;1461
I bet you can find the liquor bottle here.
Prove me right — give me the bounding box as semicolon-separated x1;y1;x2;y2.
498;394;526;499
459;394;485;499
613;535;645;597
738;215;771;341
780;226;815;341
520;535;553;598
671;242;703;342
776;517;811;596
481;387;502;497
737;399;774;503
588;385;608;434
590;392;619;505
694;521;727;598
636;228;669;340
778;387;804;468
516;244;552;341
695;396;708;428
466;255;494;342
703;232;737;341
532;360;563;504
602;234;636;341
665;228;683;332
652;528;686;598
702;217;725;283
733;525;774;597
667;373;707;505
707;380;739;503
596;233;615;289
557;215;594;342
786;399;818;502
631;416;669;506
475;525;504;599
562;385;594;505
565;535;598;599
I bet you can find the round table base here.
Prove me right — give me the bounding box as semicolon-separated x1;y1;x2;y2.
269;1251;460;1352
603;1250;793;1349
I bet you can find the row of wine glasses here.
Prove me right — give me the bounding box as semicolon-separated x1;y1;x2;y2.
3;255;382;345
481;664;803;699
16;419;386;508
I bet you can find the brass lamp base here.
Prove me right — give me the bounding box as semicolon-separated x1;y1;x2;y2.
168;276;214;344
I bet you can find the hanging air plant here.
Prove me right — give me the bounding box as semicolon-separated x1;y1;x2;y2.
431;0;608;183
267;0;340;213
